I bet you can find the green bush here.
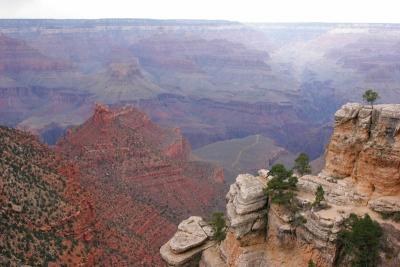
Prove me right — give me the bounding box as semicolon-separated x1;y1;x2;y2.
312;185;325;207
336;213;383;267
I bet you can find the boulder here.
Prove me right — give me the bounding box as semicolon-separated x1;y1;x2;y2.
170;216;208;253
160;216;216;266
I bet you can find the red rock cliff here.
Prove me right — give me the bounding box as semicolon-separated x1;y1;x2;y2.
324;103;400;197
57;103;225;266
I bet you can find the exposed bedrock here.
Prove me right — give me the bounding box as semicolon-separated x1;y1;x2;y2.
162;103;400;267
324;103;400;197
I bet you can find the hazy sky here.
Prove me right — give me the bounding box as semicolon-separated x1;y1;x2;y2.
0;0;399;23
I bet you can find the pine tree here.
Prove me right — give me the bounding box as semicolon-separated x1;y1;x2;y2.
362;89;379;109
294;153;311;176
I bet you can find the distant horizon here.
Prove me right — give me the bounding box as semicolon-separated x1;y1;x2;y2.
1;18;400;26
1;0;399;24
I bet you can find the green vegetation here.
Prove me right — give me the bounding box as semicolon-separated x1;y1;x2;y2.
0;126;84;266
335;213;383;267
293;153;311;176
263;164;306;227
362;89;379;109
312;185;325;207
308;259;316;267
264;164;297;207
209;212;226;242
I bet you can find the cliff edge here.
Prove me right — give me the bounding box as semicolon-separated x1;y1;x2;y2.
161;103;400;267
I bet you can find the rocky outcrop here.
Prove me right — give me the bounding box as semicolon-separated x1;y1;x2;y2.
160;216;216;266
161;103;400;267
368;196;400;214
226;174;268;242
324;103;400;197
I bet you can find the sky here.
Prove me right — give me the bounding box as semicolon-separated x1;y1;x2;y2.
0;0;400;23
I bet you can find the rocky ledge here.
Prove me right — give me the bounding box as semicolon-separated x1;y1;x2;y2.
160;216;216;266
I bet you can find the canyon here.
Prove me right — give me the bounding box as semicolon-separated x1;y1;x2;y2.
1;103;226;266
2;19;400;266
56;104;225;266
2;20;400;168
161;103;400;267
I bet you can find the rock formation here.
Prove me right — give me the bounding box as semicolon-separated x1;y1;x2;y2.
324;103;400;197
57;104;225;266
161;103;400;267
160;216;217;266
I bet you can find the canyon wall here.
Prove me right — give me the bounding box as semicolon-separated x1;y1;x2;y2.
0;126;96;266
56;104;225;266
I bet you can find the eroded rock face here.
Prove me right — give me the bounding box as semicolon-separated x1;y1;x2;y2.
368;196;400;213
226;174;268;240
324;103;400;197
298;174;368;205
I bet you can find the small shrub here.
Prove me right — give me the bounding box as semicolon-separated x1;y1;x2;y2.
209;212;226;242
312;185;325;207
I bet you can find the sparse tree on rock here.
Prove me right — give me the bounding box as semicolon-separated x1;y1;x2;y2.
294;153;312;176
264;164;298;207
362;89;379;109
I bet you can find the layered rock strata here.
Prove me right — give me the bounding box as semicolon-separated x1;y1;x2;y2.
324;103;400;197
57;104;225;266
